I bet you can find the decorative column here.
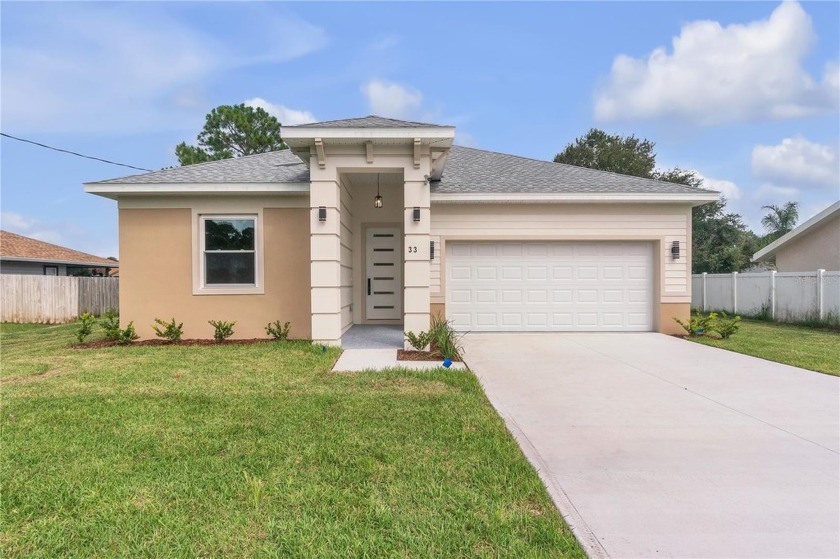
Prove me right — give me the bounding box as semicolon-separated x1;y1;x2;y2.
309;174;343;346
403;171;431;348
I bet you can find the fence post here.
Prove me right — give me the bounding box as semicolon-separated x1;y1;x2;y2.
732;271;738;313
769;270;776;320
817;269;825;320
701;272;707;312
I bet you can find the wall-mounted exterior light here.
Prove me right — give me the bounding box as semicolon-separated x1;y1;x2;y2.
318;206;327;222
374;174;383;208
671;240;680;260
413;207;421;222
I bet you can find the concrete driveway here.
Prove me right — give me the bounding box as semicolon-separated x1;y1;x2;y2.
462;333;839;559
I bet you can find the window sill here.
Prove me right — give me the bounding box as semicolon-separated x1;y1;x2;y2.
193;286;265;296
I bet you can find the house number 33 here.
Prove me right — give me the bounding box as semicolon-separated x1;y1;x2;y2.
407;246;418;254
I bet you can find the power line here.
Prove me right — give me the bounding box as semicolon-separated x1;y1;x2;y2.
0;132;153;172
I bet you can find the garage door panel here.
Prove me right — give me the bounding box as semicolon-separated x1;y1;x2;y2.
447;241;653;332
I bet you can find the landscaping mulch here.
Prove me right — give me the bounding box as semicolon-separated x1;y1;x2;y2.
397;349;460;362
73;338;275;349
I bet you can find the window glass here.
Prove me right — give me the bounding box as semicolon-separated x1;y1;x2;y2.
205;253;255;284
205;219;255;251
202;217;257;286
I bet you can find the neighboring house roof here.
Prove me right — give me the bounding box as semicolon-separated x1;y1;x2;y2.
0;230;118;267
752;201;840;262
292;115;449;128
86;143;708;197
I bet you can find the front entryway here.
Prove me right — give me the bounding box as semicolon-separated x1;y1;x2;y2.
365;227;402;320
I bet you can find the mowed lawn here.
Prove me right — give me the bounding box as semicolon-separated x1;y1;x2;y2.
690;318;840;376
0;323;584;558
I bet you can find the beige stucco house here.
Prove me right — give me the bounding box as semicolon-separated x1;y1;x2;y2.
752;201;840;272
85;116;717;344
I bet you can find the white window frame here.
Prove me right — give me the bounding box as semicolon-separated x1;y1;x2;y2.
193;212;264;295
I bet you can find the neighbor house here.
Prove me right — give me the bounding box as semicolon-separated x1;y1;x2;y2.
752;201;840;272
84;116;717;343
0;230;118;276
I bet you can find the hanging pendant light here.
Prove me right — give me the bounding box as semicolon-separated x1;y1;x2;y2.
374;174;383;208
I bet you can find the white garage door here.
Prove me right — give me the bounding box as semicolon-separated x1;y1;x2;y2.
446;241;653;331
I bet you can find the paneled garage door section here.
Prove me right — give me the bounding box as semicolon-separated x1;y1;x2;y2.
447;242;653;331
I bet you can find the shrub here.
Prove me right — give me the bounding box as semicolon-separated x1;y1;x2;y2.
429;315;465;360
76;312;96;343
209;320;236;342
710;311;741;339
405;330;433;351
265;321;291;341
674;311;717;336
152;317;184;342
117;322;139;345
100;309;120;340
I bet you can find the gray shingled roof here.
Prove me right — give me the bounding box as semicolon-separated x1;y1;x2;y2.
292;115;449;128
89;144;708;195
431;146;706;194
88;149;308;185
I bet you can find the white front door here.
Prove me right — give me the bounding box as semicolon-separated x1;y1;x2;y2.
365;227;402;320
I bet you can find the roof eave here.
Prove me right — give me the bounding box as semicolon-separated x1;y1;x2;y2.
282;126;456;143
430;192;719;205
83;182;311;200
1;256;118;267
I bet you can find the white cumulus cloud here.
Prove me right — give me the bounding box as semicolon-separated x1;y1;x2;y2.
697;174;742;201
361;79;424;119
752;137;839;190
244;97;316;125
595;2;839;125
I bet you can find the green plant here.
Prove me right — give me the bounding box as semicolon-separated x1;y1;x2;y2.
243;471;266;511
208;320;236;342
674;311;717;336
265;320;291;341
151;317;184;342
429;315;465;360
117;322;139;345
405;330;433;351
76;312;96;343
710;311;741;339
100;309;120;340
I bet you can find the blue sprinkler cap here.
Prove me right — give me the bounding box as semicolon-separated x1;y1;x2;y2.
442;357;452;368
321;345;327;353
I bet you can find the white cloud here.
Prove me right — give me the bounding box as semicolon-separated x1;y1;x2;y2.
0;3;328;134
752;137;839;190
1;212;66;245
595;2;838;124
697;174;742;201
243;97;316;126
361;79;423;119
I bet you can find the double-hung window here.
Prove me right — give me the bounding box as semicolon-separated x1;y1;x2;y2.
200;215;258;289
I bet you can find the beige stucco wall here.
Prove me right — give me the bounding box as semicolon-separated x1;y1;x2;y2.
429;203;694;334
775;213;840;272
119;206;311;340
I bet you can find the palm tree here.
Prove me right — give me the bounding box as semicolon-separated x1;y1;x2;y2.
761;202;799;238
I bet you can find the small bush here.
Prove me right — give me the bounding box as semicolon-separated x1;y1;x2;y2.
76;312;96;343
674;311;717;336
209;320;236;342
710;311;741;339
152;317;184;342
117;322;139;345
429;315;465;360
100;309;120;340
265;321;291;341
405;330;433;351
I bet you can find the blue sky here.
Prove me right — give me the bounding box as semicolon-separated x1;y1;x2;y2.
2;1;838;258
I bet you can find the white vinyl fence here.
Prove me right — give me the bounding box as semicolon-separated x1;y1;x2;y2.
0;276;119;324
692;270;840;322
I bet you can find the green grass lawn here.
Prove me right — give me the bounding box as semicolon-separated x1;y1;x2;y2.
690;319;840;376
0;323;584;558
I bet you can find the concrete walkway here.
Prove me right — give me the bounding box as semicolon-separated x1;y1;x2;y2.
333;324;466;372
462;332;840;559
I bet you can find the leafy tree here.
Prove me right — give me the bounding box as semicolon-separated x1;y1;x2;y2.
176;104;287;166
554;128;657;178
555;128;760;273
760;202;799;241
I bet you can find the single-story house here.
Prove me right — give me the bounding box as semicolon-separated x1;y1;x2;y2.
0;230;118;276
84;115;717;343
752;201;840;272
